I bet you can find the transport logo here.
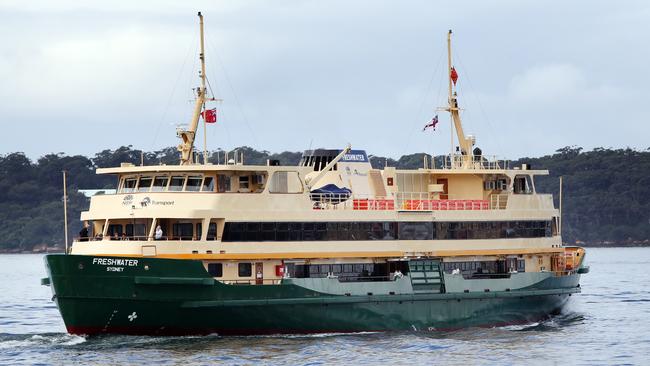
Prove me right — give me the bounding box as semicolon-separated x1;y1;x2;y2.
140;197;151;207
122;194;134;206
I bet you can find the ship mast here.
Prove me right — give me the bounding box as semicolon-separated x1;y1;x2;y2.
177;11;210;165
445;30;474;167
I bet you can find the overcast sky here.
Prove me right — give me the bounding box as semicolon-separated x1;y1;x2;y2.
1;0;649;161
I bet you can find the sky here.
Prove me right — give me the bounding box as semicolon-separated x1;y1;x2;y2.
1;0;649;161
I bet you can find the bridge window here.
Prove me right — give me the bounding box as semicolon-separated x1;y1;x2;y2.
137;176;153;192
122;177;137;193
185;176;203;192
202;176;215;192
152;176;168;192
169;176;185;191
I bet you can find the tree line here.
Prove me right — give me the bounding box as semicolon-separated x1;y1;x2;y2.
0;145;647;251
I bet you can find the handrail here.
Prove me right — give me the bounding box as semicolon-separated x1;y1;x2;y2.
219;279;283;285
443;154;509;170
310;192;507;212
74;235;216;242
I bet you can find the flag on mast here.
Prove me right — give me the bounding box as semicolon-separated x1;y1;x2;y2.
450;67;458;85
201;108;217;123
423;115;439;131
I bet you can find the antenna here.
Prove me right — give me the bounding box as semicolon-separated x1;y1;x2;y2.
62;171;69;255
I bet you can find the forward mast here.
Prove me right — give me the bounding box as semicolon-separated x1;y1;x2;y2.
176;11;215;166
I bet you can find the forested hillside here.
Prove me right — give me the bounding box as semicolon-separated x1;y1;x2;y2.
0;146;647;251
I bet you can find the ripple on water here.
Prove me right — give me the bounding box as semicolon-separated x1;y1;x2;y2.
0;333;86;350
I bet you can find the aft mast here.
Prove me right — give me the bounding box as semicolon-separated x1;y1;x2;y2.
177;11;210;165
444;30;474;168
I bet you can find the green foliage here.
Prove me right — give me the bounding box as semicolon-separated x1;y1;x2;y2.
514;146;650;245
0;146;648;251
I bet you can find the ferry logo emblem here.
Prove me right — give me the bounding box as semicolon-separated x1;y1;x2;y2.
128;312;138;322
140;197;151;208
122;195;134;206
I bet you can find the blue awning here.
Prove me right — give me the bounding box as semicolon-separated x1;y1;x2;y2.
310;184;352;204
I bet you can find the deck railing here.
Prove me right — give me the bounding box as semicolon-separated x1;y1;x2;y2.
443;154;509;170
74;235;216;242
311;192;508;212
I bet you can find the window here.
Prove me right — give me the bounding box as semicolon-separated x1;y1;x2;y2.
208;263;223;277
186;176;202;191
262;222;276;241
238;263;252;277
172;223;194;240
137;176;153;192
245;222;260;241
202;176;215;192
152;176;169;192
514;175;533;194
122;178;137;193
169;176;185;191
126;223;147;239
108;224;123;237
238;176;250;190
217;174;231;192
268;171;303;193
207;222;217;240
398;222;434;240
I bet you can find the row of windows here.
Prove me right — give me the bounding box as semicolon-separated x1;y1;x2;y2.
171;222;217;240
205;260;523;281
290;263;389;280
118;171;303;194
442;259;525;278
221;220;553;242
119;173;266;194
207;262;251;278
106;222;217;240
442;259;525;272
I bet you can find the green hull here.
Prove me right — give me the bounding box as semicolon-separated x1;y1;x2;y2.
43;254;581;335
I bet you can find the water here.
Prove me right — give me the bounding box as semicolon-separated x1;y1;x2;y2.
1;248;649;365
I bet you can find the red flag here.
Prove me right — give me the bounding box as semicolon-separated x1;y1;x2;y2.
201;108;217;123
450;67;458;85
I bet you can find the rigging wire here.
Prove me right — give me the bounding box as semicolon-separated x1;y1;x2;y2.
149;36;195;151
205;33;260;149
454;50;505;158
397;47;445;160
204;71;233;155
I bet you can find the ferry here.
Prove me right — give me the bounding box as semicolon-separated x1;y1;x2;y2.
42;12;588;335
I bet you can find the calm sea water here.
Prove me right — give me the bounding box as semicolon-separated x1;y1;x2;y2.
1;248;649;365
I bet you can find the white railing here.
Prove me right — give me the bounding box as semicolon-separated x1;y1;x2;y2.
489;193;509;210
443;154;509;170
310;193;395;211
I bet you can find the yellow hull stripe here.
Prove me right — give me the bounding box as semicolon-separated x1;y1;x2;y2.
85;247;564;260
